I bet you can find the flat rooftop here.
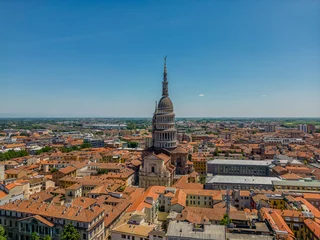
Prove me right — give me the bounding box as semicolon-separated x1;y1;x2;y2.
207;159;273;166
206;175;280;185
226;233;273;240
273;180;320;187
167;221;226;240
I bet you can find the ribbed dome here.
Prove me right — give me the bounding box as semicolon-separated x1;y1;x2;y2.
158;96;173;111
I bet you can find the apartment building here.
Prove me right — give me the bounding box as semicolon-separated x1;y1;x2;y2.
0;197;105;240
304;219;320;240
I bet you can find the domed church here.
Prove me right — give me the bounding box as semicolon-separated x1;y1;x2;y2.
139;57;194;189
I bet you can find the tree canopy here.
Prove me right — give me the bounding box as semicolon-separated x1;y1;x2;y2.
61;223;80;240
0;225;6;240
220;214;231;225
31;232;40;240
0;149;28;161
127;142;138;148
35;146;53;155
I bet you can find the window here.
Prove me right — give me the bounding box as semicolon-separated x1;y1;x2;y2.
151;166;155;173
121;234;126;239
83;233;86;240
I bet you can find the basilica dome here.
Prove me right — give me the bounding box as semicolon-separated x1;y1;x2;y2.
158;96;173;111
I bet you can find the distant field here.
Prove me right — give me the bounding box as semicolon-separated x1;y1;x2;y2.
280;120;320;127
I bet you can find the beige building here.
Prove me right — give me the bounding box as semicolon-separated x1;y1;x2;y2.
139;153;174;189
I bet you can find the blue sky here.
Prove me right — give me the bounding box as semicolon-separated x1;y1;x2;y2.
1;0;320;117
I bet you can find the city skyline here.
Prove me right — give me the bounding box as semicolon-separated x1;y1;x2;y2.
1;0;320;118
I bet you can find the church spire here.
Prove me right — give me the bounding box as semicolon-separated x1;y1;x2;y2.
162;55;168;97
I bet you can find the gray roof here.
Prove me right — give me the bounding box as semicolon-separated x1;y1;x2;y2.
226;233;273;240
206;175;280;185
167;221;226;240
207;159;273;166
273;180;320;187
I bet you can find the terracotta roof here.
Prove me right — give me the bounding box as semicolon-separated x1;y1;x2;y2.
303;193;320;200
5;168;26;175
0;191;7;199
295;197;320;219
260;208;295;240
58;166;77;174
173;175;203;190
240;190;251;197
304;219;320;239
111;211;157;237
280;173;302;180
5;183;19;190
0;197;104;223
19;215;54;227
155;153;171;163
171;189;187;207
127;186;166;212
272;166;287;174
169;146;188;154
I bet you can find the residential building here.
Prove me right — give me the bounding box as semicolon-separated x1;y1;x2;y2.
192;156;206;174
0;197;105;240
260;208;295;240
110;212;165;240
83;138;105;148
52;166;77;186
304;219;320;240
0;182;25;206
264;123;276;133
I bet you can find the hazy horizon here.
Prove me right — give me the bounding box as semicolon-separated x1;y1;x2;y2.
1;1;320;117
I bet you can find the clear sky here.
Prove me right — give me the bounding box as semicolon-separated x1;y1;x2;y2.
1;0;320;118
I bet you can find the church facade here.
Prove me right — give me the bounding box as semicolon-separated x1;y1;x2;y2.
139;57;193;189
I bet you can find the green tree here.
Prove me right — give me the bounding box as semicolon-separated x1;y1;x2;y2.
80;143;92;149
213;148;219;156
50;168;58;173
127;142;138;148
220;214;231;225
0;225;6;240
199;175;206;184
31;232;40;240
61;223;80;240
97;169;109;175
43;235;52;240
0;149;29;161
